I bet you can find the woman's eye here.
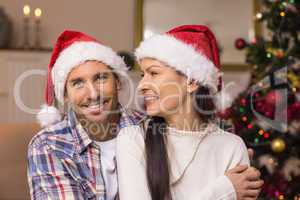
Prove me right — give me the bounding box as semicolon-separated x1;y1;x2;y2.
140;73;144;77
73;81;83;88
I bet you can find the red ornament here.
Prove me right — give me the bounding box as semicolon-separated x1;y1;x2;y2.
254;92;261;99
240;98;247;106
235;38;247;50
288;102;300;120
247;124;254;129
218;108;232;119
265;90;283;106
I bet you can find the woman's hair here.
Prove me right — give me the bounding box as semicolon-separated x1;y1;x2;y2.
145;84;216;200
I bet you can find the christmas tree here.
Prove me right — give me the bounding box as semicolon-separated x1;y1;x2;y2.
224;0;300;199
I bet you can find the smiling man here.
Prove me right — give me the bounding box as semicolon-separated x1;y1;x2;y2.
27;30;143;200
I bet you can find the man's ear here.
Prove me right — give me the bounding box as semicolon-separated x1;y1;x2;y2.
187;80;199;93
64;89;69;103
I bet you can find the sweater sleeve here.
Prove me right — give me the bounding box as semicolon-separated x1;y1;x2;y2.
192;134;250;200
195;175;237;200
227;135;251;169
116;126;152;200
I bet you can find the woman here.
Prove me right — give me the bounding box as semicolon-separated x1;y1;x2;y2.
117;25;263;200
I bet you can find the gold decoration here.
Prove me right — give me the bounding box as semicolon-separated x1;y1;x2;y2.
271;138;286;153
266;48;285;58
288;72;300;88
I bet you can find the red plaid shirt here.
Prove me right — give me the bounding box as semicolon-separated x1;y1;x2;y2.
27;106;144;200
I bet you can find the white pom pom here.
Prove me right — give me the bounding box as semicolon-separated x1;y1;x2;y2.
215;90;233;112
37;104;62;127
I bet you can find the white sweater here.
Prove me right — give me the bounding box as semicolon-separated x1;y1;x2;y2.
116;123;250;200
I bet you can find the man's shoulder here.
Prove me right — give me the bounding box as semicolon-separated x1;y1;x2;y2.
28;119;75;157
119;108;147;128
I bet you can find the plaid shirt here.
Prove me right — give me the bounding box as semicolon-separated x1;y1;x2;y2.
27;106;145;200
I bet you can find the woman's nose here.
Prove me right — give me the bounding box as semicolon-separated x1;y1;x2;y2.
137;76;150;93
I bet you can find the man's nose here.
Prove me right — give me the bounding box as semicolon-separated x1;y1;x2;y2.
87;82;100;100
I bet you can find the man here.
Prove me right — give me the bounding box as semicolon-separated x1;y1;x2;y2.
27;30;262;200
27;30;144;200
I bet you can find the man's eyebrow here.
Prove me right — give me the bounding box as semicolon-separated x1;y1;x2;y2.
69;77;83;84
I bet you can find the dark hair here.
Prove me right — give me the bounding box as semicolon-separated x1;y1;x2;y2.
145;85;216;200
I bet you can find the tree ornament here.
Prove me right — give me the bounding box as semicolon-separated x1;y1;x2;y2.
282;157;300;180
235;38;247;50
271;138;286;153
258;154;278;174
266;90;283;105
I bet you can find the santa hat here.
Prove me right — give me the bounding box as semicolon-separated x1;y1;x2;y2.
135;25;232;111
37;30;127;127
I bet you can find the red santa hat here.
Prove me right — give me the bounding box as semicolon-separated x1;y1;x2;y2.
135;25;232;111
37;30;127;127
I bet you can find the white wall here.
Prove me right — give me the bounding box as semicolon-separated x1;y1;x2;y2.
143;0;254;64
0;0;135;51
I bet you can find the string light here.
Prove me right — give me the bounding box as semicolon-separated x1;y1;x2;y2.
247;124;253;129
254;138;259;143
239;107;245;113
267;53;272;58
242;116;248;122
279;195;284;200
263;132;270;138
259;129;264;135
292;87;297;92
256;12;263;19
280;12;286;17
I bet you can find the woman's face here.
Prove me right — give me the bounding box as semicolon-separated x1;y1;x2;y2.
138;58;190;117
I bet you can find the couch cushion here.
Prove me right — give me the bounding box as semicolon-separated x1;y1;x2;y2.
0;123;40;200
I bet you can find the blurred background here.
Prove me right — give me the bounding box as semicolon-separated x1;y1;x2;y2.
0;0;299;199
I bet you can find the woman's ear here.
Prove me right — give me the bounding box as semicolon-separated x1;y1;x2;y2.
187;80;199;93
116;78;121;91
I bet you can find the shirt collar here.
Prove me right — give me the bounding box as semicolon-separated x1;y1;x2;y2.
68;108;93;154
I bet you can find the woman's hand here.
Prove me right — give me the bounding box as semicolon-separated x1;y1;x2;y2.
225;165;264;200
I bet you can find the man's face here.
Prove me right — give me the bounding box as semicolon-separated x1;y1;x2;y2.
65;61;120;123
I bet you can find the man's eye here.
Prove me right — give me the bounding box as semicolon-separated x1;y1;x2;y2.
96;74;108;81
150;71;158;76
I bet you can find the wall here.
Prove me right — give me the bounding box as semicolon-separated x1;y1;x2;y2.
0;0;135;51
143;0;254;64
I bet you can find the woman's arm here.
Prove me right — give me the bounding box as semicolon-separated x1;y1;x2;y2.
116;126;152;200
